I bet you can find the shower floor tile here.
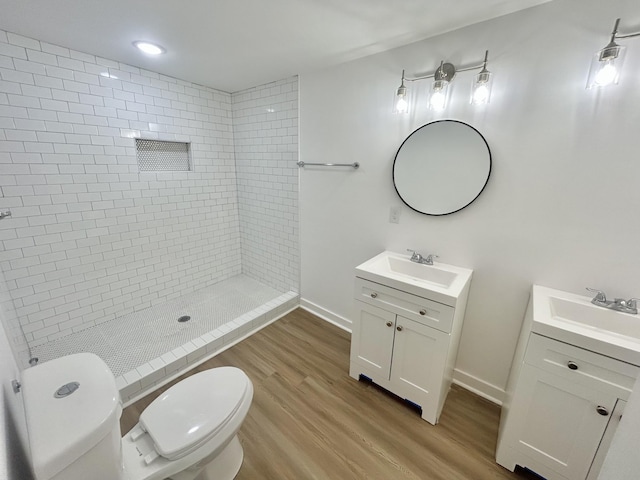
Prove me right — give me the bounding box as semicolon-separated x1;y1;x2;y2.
32;274;293;379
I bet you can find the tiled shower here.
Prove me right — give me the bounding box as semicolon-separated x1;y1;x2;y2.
0;29;299;402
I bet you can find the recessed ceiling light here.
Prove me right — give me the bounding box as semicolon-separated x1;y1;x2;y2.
133;41;166;55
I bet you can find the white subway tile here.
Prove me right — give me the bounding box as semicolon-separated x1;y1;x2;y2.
34;74;63;90
94;106;117;117
40;98;69;112
74;71;100;86
27;50;58;66
27;108;57;121
5;129;37;141
62;79;90;94
0;104;28;118
68;50;95;63
39;43;68;58
78;93;103;106
0;54;13;70
82;116;108;128
0;30;297;347
57;56;84;72
69;102;94;115
11;59;44;76
0;42;27;60
7;93;41;108
7;33;40;51
0;141;25;153
89;85;112;98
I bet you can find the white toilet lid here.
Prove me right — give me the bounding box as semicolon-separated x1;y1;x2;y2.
140;366;250;460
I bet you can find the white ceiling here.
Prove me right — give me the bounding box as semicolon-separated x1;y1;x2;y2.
0;0;551;93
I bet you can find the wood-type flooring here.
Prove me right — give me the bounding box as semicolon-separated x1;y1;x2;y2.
121;308;537;480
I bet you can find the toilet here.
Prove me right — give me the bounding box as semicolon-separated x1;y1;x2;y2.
21;352;253;480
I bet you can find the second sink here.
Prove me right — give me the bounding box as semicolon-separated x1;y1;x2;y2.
550;296;640;340
532;285;640;366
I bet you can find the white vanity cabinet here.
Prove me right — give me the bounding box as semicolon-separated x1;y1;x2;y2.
349;253;472;425
497;289;639;480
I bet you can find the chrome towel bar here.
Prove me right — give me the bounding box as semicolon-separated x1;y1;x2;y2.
297;161;359;169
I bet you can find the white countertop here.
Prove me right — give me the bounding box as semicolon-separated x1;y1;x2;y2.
355;251;473;307
531;285;640;366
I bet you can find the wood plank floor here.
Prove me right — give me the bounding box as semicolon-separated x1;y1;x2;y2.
121;308;534;479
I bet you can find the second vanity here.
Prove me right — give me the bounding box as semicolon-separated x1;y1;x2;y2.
497;285;640;480
349;251;473;425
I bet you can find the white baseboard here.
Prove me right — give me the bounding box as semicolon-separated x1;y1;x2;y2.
453;368;505;405
299;298;352;332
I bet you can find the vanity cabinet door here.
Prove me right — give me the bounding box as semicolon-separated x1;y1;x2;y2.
389;315;449;424
509;364;617;480
350;301;396;379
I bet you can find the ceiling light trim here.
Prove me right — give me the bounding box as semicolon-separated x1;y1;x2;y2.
132;40;166;56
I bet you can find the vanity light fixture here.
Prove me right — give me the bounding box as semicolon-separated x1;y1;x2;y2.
470;51;493;105
133;41;166;55
393;50;492;113
429;61;455;111
587;18;640;89
392;70;409;114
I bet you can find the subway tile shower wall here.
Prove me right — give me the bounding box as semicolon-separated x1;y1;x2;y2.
0;265;29;367
232;78;299;295
0;30;298;347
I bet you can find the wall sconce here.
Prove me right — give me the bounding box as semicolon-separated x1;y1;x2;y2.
428;61;454;110
470;51;493;105
587;18;640;89
392;70;409;114
393;50;493;114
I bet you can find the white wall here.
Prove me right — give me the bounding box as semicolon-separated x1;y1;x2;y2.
0;29;242;347
232;77;300;294
299;0;640;400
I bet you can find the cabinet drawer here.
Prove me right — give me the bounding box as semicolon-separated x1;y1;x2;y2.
354;277;454;333
525;333;639;398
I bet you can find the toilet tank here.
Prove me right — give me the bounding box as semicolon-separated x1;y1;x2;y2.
22;353;124;480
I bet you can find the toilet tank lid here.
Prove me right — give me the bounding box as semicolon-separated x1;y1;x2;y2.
22;353;122;480
140;366;250;460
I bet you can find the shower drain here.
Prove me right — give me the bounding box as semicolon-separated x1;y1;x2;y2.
177;315;191;323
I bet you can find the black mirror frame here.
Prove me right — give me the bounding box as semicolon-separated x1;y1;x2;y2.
392;119;492;216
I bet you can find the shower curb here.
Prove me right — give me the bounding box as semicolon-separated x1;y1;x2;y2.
116;291;299;405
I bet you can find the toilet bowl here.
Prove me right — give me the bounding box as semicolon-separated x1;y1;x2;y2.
21;352;253;480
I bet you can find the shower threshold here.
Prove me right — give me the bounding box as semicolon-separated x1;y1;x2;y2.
31;275;299;405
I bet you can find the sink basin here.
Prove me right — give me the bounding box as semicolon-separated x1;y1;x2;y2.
549;296;640;340
386;256;457;288
532;285;640;365
355;251;472;306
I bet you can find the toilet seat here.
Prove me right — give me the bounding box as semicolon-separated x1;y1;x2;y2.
122;366;254;480
139;366;251;461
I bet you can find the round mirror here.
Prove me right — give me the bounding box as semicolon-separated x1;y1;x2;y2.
392;120;491;216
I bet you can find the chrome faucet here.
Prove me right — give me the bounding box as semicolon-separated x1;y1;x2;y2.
586;288;639;315
407;249;438;265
